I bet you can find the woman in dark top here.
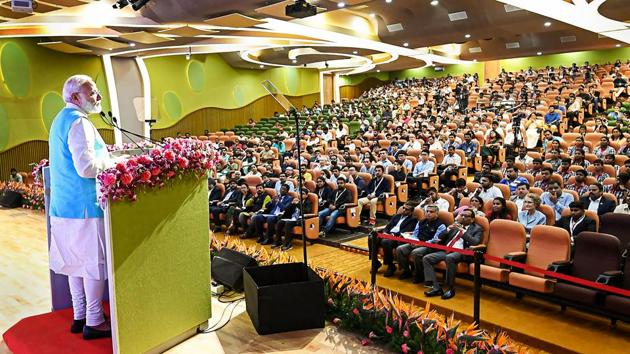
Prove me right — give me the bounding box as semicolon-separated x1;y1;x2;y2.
486;197;512;222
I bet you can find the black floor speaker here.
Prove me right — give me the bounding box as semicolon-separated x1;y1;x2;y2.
211;248;257;291
0;190;23;208
244;262;325;335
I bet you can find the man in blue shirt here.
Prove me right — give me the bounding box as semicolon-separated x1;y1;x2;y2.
458;132;478;160
541;181;573;221
544;106;560;128
408;150;435;196
500;166;529;195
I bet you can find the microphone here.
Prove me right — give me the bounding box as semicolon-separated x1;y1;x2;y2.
100;111;151;153
103;111;162;146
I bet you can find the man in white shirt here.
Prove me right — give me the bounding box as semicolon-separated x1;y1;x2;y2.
510;182;530;212
419;187;450;212
515;146;533;166
438;145;462;189
409;150;435;196
476;174;503;201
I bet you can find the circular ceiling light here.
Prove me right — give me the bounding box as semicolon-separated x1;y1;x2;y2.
385;0;392;3
353;50;358;54
292;59;297;63
129;42;136;47
338;2;345;8
537;52;542;56
403;42;409;47
465;34;471;39
544;21;551;27
259;64;265;68
430;0;439;5
616;44;621;47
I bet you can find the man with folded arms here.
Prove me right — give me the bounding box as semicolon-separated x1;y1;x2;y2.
369;202;418;276
423;208;482;300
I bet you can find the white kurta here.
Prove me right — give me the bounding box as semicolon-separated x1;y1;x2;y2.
49;103;112;281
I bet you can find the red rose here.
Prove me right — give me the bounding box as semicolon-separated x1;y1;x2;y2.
151;167;161;176
137;155;152;165
401;343;409;354
127;158;138;167
102;173;117;187
164;150;176;162
166;171;175;178
360;338;369;346
120;173;133;185
116;163;126;172
177;157;189;169
386;325;393;334
140;171;151;182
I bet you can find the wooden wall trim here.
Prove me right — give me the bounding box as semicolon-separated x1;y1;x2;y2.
152;92;320;139
339;77;388;100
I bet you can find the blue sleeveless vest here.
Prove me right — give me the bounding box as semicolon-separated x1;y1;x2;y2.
49;107;108;219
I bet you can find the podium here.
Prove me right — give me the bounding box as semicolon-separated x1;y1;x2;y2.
43;166;211;353
103;173;211;353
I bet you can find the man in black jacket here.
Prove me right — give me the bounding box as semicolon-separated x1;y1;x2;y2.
357;165;390;225
208;178;222;205
395;205;447;282
423;208;482;300
235;184;270;236
272;189;313;251
368;202;418;276
555;201;597;243
315;177;333;211
580;183;616;216
210;180;242;232
318;177;352;237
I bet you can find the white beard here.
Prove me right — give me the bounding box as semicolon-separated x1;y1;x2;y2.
81;99;101;114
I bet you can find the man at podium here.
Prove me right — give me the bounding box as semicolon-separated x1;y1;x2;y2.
48;75;113;340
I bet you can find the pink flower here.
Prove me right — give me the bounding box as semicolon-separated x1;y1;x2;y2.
166;171;175;178
327;298;334;306
403;330;409;338
352;308;359;315
151;167;161;176
401;343;409;354
360;338;369;346
332;318;341;325
120;173;133;186
445;349;453;354
386;325;393;334
417;351;423;354
102;173;117;187
137;155;152;165
368;331;377;339
139;171;151;182
177;157;189;169
127;158;138;167
164;150;176;162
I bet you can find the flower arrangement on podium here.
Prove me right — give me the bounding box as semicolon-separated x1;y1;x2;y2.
97;138;218;205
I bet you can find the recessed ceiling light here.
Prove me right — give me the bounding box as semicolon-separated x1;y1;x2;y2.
616;44;621;47
544;21;551;27
430;0;439;6
465;34;471;39
537;52;542;55
129;42;136;47
353;50;358;54
377;69;381;72
369;13;375;17
403;42;409;47
385;0;392;3
292;59;297;64
259;64;265;68
472;59;477;62
337;2;345;8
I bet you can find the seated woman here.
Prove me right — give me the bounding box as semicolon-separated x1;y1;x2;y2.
454;195;486;218
486;197;512;222
517;193;547;234
481;130;502;166
241;149;257;175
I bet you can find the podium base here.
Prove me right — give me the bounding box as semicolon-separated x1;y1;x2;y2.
3;305;112;354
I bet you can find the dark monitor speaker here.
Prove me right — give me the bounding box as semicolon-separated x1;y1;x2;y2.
0;190;23;208
211;248;257;291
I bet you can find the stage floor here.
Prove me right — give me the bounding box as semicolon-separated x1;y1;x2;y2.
2;208;630;353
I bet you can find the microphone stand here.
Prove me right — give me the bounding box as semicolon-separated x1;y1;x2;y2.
100;112;164;151
289;107;309;271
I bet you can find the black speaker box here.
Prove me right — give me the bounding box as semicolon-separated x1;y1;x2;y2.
244;262;325;335
0;190;23;208
211;248;257;291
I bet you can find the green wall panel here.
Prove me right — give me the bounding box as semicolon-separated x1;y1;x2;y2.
163;91;182;119
0;38;112;152
41;91;65;132
144;54;320;129
107;175;210;353
500;47;630;72
0;104;8;151
187;60;205;92
1;42;30;98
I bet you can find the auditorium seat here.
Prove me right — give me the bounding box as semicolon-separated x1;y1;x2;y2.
291;193;320;240
508;225;571;294
599;213;630;252
333;183;360;229
552;232;621;307
374;174;397;216
602;243;630;320
538;205;556;225
470;220;527;283
438;193;455;212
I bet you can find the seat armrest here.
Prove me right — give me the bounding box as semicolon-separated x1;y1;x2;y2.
468;244;487;252
548;260;572;274
304;214;317;219
503;252;526;270
343;203;357;208
596;270;623;286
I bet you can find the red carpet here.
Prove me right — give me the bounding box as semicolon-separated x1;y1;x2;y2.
3;305;112;354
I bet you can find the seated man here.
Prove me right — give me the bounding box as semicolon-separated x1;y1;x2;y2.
236;184;271;237
408;150;435;196
500;166;529;194
247;184;293;244
510;182;530;212
357;165;390;225
540;180;573;222
580;183;616;216
475;174;503;201
533;167;554;192
395;205;446;282
208;178;222;204
318;177;351;237
555;201;596;244
369;202;418;276
209;179;242;232
437;145;462;189
423;208;482;299
273;189;312;251
419;187;450;212
565;169;590;196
